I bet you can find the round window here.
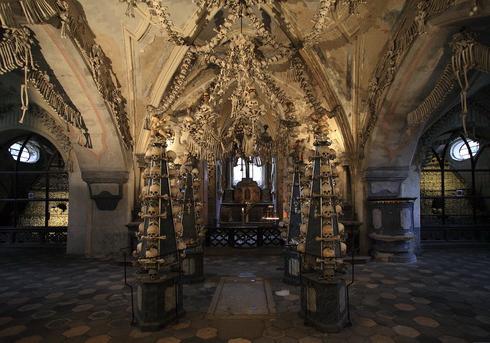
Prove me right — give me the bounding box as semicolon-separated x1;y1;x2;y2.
9;141;40;163
449;138;479;161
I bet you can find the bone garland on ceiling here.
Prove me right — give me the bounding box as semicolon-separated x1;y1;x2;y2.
59;0;133;150
0;27;92;148
119;0;366;48
144;3;328;119
0;0;58;26
407;32;490;135
361;0;457;152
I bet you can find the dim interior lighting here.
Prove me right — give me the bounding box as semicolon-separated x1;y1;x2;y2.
262;205;279;221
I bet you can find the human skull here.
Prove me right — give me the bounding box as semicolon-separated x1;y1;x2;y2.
174;222;183;236
147;206;159;217
322;248;335;258
193;179;201;188
322;186;333;196
335;204;343;215
138;222;145;235
322;224;333;236
140;186;149;199
177;240;187;250
297;242;305;253
340;242;347;256
147;222;159;236
146;247;158;258
150;165;161;176
300;223;308;234
338;222;345;235
136;242;142;253
195;203;203;213
172;205;182;217
170;186;180;198
149;146;163;160
322;206;334;218
166;150;177;163
149;184;160;198
142;168;151;178
304;166;313;179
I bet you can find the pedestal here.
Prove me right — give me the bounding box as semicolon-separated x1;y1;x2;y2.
367;197;417;263
135;273;184;331
300;273;348;333
180;246;204;284
283;247;301;285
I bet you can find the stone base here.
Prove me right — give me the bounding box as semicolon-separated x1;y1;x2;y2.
135;273;184;331
283;247;301;285
374;251;417;263
300;273;348;333
180;249;204;284
371;234;417;263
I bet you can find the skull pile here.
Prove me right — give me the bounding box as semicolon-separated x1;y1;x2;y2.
170;154;206;254
135;116;176;273
295;137;347;280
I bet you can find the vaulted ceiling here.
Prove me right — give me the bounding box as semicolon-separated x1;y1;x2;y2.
0;0;489;171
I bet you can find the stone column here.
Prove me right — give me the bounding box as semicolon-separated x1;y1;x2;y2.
364;167;417;263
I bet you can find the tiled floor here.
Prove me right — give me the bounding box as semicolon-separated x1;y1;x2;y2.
0;248;489;343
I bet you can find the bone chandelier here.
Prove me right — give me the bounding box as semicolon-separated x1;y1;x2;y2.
119;0;365;162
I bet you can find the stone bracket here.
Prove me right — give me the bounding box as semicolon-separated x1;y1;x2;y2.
82;171;129;211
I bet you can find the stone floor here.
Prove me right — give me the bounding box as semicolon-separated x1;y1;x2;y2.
0;248;489;343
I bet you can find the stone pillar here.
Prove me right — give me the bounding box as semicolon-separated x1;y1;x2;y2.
364;167;417;263
223;158;234;202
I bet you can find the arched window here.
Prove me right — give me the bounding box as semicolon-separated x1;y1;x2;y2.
449;138;479;161
233;158;264;187
9;141;40;164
